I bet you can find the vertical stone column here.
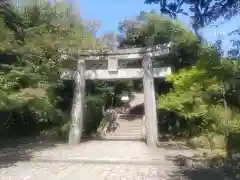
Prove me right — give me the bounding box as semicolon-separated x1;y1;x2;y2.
68;60;85;145
142;53;158;147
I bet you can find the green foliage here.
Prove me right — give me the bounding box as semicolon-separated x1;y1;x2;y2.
188;133;226;149
144;0;240;41
119;11;199;47
1;1;239;149
144;0;240;23
119;12;201;69
118;12;240;142
157;45;240;141
0;2;103;138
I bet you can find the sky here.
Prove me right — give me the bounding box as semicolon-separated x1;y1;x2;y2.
77;0;240;54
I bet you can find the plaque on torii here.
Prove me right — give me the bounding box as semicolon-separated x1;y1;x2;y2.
108;56;118;72
107;35;119;73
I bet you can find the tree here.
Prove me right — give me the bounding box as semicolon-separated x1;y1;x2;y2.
118;11;200;69
100;31;119;50
0;1;131;139
82;19;102;37
0;0;25;38
144;0;240;40
117;11;240;145
0;1;104;138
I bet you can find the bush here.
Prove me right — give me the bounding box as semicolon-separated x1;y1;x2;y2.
187;134;226;149
156;65;240;143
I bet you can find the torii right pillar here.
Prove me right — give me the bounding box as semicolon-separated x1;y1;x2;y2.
142;53;158;147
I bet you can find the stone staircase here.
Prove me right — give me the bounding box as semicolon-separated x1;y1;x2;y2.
102;114;144;140
129;93;144;108
99;92;145;141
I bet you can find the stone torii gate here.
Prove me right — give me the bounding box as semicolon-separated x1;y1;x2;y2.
61;43;172;147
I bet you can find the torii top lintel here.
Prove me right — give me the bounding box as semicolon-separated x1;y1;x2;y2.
77;42;172;60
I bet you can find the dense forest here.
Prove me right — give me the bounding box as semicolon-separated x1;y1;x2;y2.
0;1;240;151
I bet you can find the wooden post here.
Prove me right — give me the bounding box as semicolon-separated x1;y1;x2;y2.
68;60;85;145
142;53;158;147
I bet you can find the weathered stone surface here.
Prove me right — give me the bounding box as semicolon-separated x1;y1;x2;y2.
68;60;85;145
142;54;158;147
76;42;171;57
0;140;230;180
62;67;171;80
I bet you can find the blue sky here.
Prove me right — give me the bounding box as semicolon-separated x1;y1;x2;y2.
79;0;240;53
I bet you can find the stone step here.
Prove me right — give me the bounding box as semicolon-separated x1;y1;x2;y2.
113;129;142;133
117;115;143;119
114;129;142;134
106;131;142;136
107;132;142;137
100;136;144;141
117;121;143;126
117;124;143;131
117;119;142;122
112;121;143;127
103;124;142;134
117;123;142;126
116;126;142;130
116;124;142;128
116;127;142;131
31;156;176;166
105;126;142;131
117;122;143;124
115;121;140;125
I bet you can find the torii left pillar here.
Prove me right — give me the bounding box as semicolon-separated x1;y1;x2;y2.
142;54;158;147
68;60;85;145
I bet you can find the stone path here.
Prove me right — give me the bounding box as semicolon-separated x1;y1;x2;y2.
1;162;180;180
0;140;226;180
